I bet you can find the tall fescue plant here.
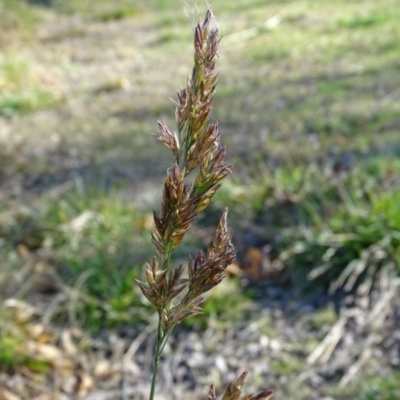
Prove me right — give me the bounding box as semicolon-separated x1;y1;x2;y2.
136;7;273;400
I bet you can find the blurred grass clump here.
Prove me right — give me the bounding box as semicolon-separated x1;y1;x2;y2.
0;55;57;115
278;160;400;292
0;190;150;331
228;158;400;291
356;376;400;400
0;309;50;373
0;0;45;40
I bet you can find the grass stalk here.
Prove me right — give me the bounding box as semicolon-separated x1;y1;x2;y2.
137;7;273;400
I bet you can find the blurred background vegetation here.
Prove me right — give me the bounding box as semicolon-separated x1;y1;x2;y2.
0;0;399;398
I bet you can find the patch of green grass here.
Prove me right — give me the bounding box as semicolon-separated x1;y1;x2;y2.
0;313;50;373
0;55;56;115
0;335;50;372
317;80;356;97
337;10;395;29
355;375;400;400
0;55;31;83
40;0;145;19
328;374;400;400
225;148;400;292
270;357;304;375
94;5;141;21
40;190;151;329
0;187;151;330
185;278;253;330
0;89;54;115
249;44;290;63
280;163;400;291
154;13;188;28
155;28;189;45
305;304;337;330
0;0;45;42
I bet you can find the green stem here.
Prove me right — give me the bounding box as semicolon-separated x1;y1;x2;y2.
160;328;173;354
149;304;177;400
149;312;164;400
149;160;187;400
